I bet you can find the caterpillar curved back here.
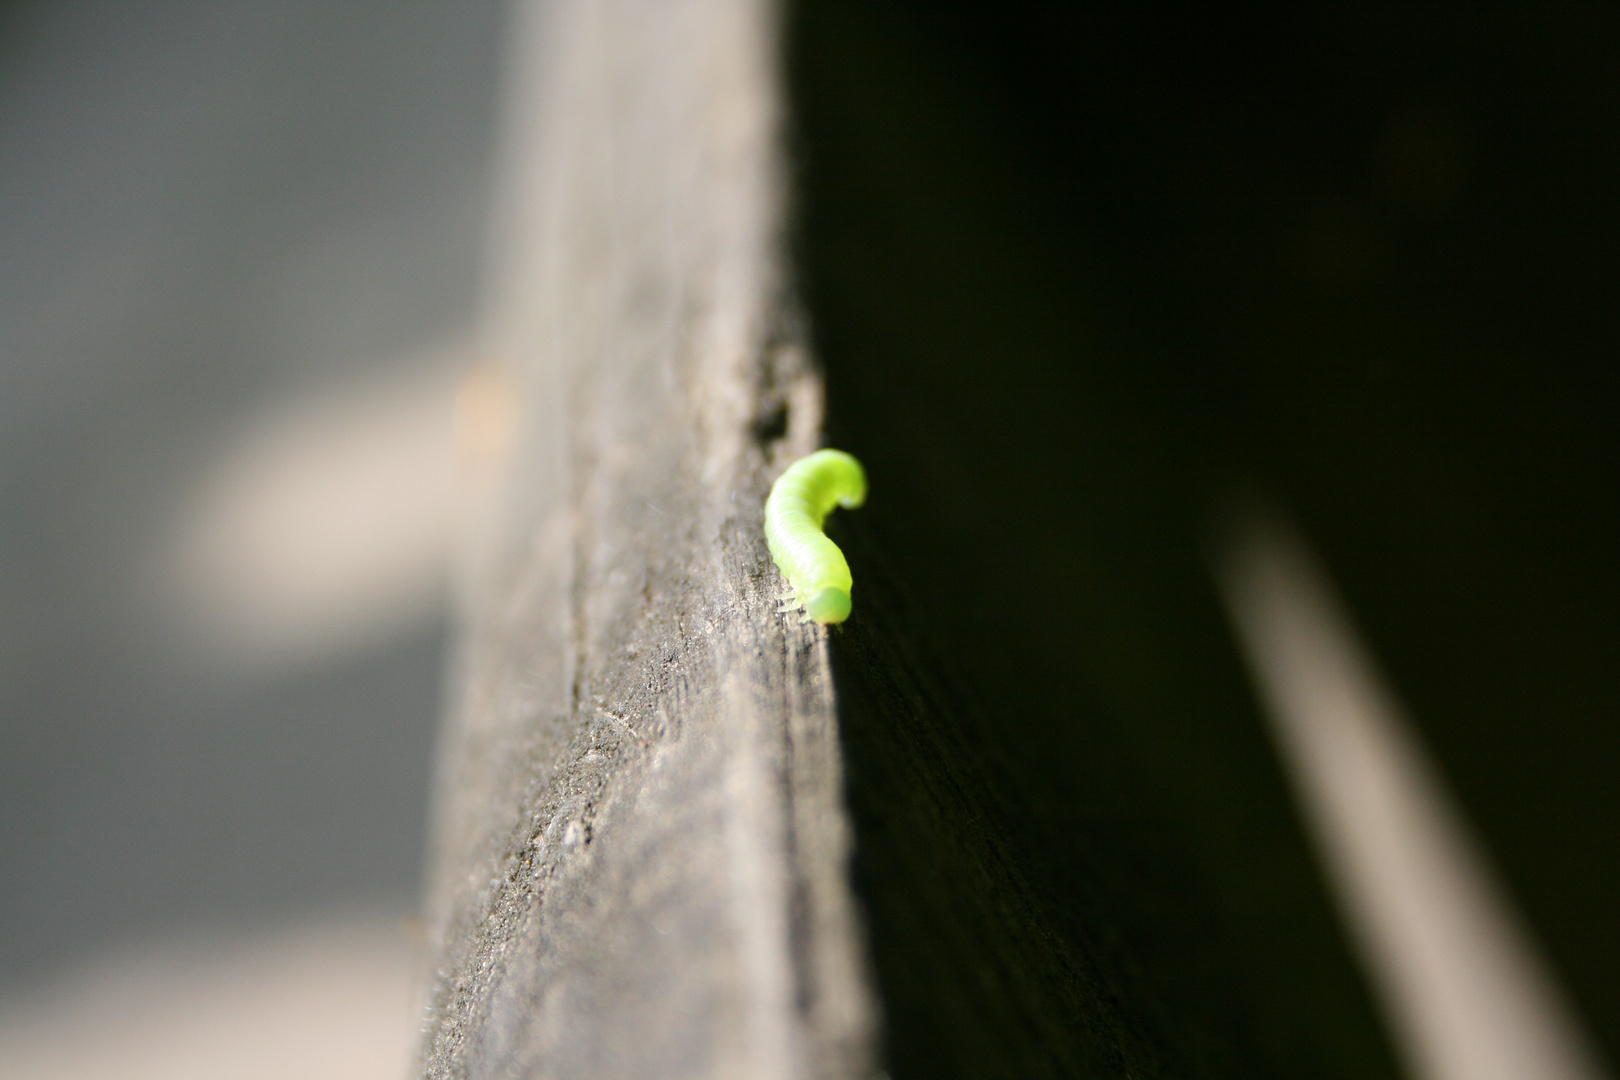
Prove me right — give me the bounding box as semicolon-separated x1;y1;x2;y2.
764;449;866;624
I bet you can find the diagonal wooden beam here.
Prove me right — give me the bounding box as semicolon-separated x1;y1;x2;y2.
416;1;875;1076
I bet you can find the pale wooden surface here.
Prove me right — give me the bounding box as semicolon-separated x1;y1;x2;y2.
416;0;876;1076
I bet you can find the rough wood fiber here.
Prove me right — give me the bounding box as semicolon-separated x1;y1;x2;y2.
417;1;875;1076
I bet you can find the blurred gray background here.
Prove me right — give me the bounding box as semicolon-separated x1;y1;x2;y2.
0;0;506;1003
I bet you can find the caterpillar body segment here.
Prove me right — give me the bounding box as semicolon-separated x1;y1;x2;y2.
764;449;866;624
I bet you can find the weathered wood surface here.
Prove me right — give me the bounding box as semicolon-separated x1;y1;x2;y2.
417;0;875;1076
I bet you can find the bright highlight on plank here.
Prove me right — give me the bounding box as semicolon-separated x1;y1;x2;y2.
765;449;866;624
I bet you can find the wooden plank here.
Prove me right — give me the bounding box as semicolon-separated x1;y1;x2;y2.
416;1;875;1076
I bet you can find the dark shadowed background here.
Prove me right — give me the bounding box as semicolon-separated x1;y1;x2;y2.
789;3;1620;1077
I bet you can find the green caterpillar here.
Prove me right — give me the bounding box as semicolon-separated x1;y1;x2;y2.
764;449;867;624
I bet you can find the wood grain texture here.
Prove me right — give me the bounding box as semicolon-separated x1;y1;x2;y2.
416;1;875;1076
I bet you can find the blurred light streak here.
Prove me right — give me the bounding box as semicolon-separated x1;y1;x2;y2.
0;917;417;1080
161;358;461;677
1215;512;1608;1080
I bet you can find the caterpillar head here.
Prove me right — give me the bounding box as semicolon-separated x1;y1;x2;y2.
806;586;852;625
